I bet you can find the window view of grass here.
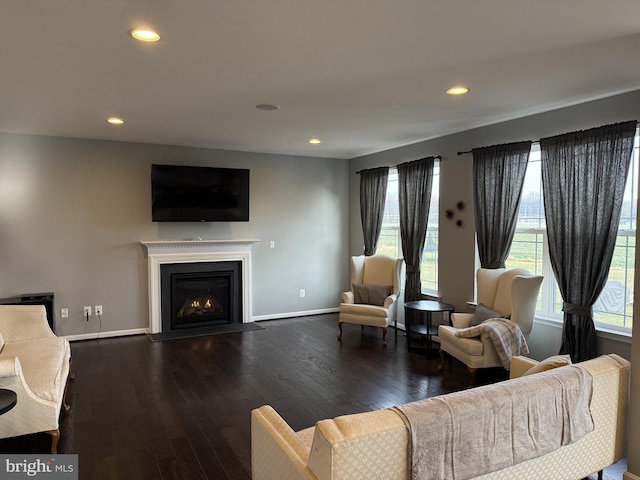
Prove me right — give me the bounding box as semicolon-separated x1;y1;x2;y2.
377;165;440;295
376;132;637;332
507;230;634;329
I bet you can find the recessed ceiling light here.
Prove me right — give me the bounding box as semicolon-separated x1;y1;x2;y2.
447;86;469;95
256;104;280;111
309;138;321;145
128;27;161;42
107;117;124;125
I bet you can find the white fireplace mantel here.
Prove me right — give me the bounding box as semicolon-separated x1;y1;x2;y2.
141;239;259;333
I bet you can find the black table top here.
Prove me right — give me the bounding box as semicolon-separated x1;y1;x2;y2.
404;300;455;312
0;389;17;415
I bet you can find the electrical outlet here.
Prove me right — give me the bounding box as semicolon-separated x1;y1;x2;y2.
83;306;92;316
269;240;275;248
299;289;305;298
61;308;69;318
95;305;103;315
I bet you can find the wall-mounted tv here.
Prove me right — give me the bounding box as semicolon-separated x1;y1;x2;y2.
151;164;250;222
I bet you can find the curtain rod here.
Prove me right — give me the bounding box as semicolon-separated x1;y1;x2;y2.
356;155;441;174
457;120;640;155
457;142;537;156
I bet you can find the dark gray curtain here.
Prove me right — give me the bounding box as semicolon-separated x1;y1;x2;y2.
360;166;389;256
540;121;636;362
398;157;434;302
472;141;532;268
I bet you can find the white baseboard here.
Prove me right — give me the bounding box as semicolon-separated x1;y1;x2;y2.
63;310;341;340
624;472;640;480
253;308;339;322
64;327;149;342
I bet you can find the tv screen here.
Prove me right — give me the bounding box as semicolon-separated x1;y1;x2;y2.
151;164;250;222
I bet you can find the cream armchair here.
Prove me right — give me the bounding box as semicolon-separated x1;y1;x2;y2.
338;254;403;346
0;305;72;453
438;268;543;385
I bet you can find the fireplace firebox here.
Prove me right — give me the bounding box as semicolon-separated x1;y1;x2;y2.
160;261;242;332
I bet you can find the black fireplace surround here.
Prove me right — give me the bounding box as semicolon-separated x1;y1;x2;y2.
160;261;243;332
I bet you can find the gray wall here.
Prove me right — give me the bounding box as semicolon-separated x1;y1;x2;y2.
0;134;349;336
348;89;640;362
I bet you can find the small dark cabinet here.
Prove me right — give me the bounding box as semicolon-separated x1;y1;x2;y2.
0;292;55;332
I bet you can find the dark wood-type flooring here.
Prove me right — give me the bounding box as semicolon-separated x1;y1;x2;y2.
0;314;626;479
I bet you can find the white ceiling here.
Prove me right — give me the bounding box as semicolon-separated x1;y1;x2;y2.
1;1;640;159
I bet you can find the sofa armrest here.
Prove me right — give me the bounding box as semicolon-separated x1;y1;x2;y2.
450;312;473;328
509;356;538;379
251;406;314;480
0;305;56;342
0;355;57;408
0;356;22;377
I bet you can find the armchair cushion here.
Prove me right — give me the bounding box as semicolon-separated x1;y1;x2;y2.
439;326;484;356
352;284;392;306
339;303;389;319
469;303;510;326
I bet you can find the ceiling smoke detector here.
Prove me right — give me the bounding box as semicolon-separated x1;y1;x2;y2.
256;104;280;111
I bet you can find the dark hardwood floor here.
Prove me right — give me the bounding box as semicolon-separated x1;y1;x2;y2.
0;314;626;479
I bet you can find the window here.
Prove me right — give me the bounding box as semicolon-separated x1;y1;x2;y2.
377;163;440;295
506;128;639;332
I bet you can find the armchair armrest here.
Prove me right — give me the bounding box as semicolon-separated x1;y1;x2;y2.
341;291;354;304
383;293;398;308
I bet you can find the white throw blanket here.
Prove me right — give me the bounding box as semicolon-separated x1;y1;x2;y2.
392;365;594;480
454;318;529;369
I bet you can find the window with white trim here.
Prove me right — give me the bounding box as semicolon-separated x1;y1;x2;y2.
377;163;440;295
506;128;639;333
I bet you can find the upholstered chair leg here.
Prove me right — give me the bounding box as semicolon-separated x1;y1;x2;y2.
47;429;60;454
69;357;75;381
62;383;72;412
467;367;477;387
381;327;387;347
438;349;447;370
337;322;343;341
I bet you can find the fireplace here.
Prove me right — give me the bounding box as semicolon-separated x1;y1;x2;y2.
160;261;242;332
141;239;258;334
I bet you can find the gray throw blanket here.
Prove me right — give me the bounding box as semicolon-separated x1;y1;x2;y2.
391;365;594;480
454;318;529;369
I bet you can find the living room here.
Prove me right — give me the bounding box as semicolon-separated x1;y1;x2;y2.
1;2;640;478
1;91;637;356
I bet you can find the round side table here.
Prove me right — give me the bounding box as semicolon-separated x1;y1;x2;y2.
405;300;454;353
0;389;17;415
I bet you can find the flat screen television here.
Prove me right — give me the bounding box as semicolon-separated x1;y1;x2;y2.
151;164;250;222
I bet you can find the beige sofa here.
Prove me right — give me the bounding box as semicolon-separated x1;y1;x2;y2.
0;305;72;453
251;354;629;480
